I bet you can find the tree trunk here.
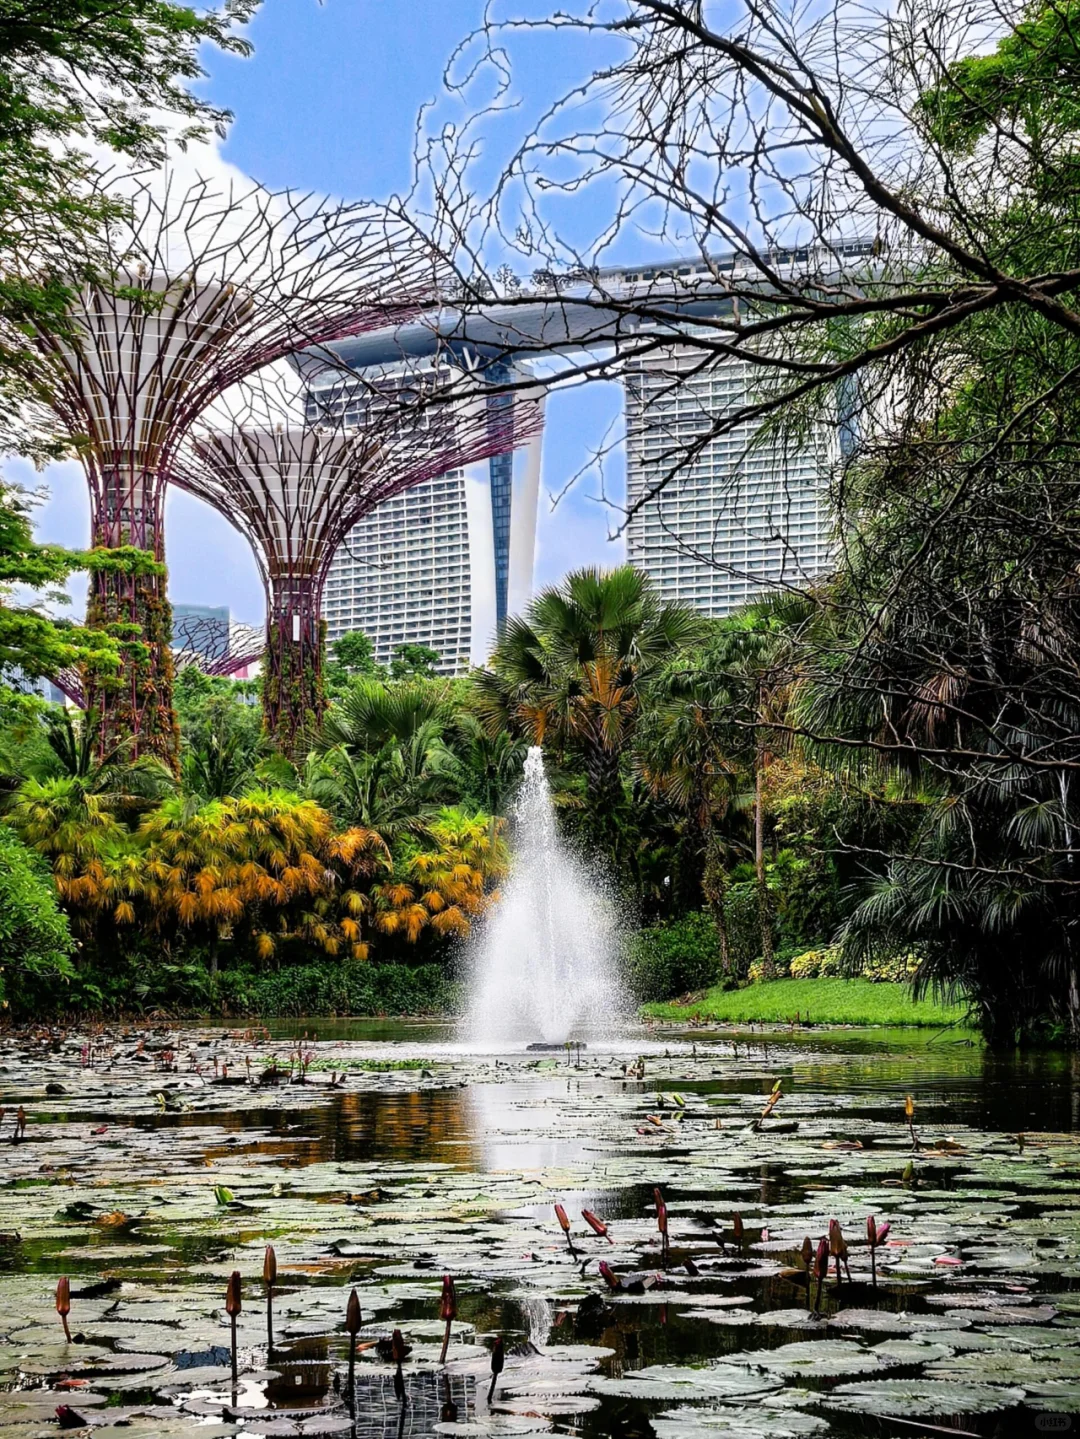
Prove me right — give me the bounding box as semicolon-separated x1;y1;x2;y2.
702;835;732;976
83;469;179;769
264;576;327;759
755;746;775;977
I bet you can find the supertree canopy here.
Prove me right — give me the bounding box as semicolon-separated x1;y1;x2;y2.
171;362;541;755
29;170;437;764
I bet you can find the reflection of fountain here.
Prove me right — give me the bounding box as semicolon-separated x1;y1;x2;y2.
466;747;624;1044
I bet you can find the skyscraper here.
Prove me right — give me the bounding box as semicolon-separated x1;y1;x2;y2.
317;363;544;675
623;343;837;615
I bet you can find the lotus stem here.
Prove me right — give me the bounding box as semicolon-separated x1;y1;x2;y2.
343;1290;362;1408
654;1187;670;1265
813;1237;829;1312
56;1276;71;1342
263;1245;276;1355
488;1335;504;1404
225;1270;242;1384
554;1203;577;1257
391;1327;407;1407
905;1094;919;1150
438;1275;457;1365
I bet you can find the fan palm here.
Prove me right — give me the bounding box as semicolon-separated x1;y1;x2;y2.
475;566;704;857
309;680;455;837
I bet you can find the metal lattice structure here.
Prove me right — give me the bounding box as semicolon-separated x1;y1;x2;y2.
29;170;440;763
171;361;542;754
54;620;265;710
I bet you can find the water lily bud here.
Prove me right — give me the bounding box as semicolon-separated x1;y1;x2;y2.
554;1203;570;1233
598;1260;620;1290
391;1328;407;1365
800;1236;813;1266
440;1275;457;1322
582;1209;609;1240
346;1289;362;1336
904;1094;915;1120
55;1276;70;1319
653;1187;668;1235
490;1336;504;1377
263;1245;277;1287
866;1216;877;1246
876;1221;891;1245
732;1212;744;1244
225;1270;242;1318
814;1237;829;1278
828;1219;845;1256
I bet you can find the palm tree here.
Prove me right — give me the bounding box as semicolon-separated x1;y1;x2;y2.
141;789;389;974
309;680;455;837
450;713;527;836
475;566;704;859
372;806;505;945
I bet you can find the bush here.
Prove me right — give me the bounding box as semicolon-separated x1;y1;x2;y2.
625;911;721;1002
0;823;73;1009
789;948;823;979
7;950;459;1020
215;962;457;1017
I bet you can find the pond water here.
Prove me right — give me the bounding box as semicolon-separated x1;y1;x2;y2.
1;1020;1078;1438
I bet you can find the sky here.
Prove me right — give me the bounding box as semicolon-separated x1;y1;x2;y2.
22;0;629;627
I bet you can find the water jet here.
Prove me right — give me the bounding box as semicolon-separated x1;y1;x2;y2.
466;748;624;1045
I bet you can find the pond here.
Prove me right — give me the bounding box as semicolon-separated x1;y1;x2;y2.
1;1019;1078;1437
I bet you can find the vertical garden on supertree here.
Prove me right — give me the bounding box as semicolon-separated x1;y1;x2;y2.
171;361;541;756
27;170;436;765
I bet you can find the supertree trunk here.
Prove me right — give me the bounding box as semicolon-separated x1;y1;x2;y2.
84;468;179;767
264;578;326;759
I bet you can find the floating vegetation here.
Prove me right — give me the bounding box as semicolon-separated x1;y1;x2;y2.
0;1023;1077;1435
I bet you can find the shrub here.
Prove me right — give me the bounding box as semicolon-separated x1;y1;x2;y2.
625;911;721;1001
789;948;822;979
0;823;74;1009
818;945;842;977
215;961;458;1018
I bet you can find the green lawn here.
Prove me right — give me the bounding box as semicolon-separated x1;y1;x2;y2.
643;977;971;1028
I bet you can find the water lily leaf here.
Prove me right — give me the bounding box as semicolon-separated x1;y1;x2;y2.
825;1379;1025;1416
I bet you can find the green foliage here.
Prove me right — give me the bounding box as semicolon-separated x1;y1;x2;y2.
0;0;258;454
214;961;457;1019
390;643;440;680
0;488;141;686
624;910;721;1002
0;823;74;1008
325;630;384;696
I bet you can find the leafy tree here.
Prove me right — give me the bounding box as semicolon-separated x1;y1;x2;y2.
330;629;381;676
390;643;441;681
0;822;74;1006
0;485;145;689
0;0;258;451
371;807;505;947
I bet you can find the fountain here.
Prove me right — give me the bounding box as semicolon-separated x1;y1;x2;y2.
466;747;625;1045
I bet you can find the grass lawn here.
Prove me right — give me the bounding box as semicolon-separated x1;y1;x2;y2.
643;977;971;1028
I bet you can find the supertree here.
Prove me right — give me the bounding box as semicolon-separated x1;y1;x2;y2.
27;170;437;764
171;361;542;755
54;618;265;710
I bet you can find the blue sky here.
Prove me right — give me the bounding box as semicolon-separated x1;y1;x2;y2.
24;0;628;627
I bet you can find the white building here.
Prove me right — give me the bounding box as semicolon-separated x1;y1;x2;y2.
318;367;544;676
623;344;837;614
